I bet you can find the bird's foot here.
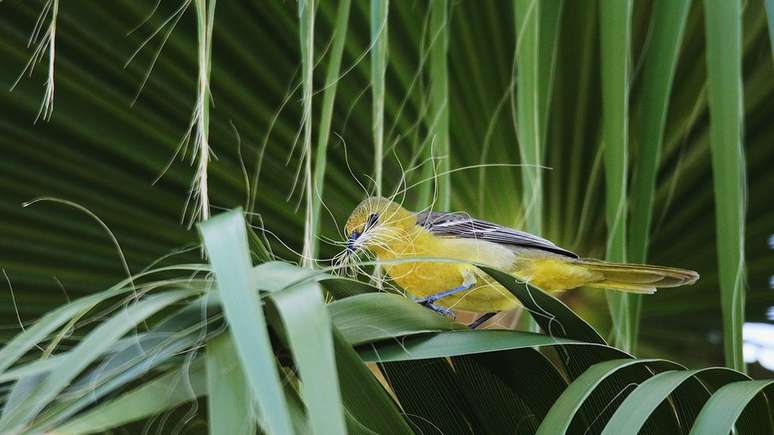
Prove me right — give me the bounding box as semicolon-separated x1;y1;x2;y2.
416;283;474;305
418;300;456;319
415;283;475;320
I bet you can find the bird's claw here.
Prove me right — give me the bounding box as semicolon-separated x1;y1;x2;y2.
418;300;456;319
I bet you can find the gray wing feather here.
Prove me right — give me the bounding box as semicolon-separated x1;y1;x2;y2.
415;211;578;258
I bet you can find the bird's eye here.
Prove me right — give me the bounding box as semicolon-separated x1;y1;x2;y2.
366;213;378;228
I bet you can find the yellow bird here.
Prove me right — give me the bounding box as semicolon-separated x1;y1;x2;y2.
342;197;699;327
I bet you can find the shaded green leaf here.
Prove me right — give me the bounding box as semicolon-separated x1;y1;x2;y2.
479;266;605;344
599;0;633;352
332;328;413;434
206;334;256;435
601;367;748;435
0;290;194;433
452;348;567;434
360;329;583;362
628;0;691;347
268;282;347;435
310;0;351;261
689;380;774;435
380;359;474;434
329;292;463;345
536;358;680;435
703;0;747;372
199;209;293;435
54;359;207;435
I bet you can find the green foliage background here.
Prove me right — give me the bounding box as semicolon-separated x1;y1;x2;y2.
1;0;773;388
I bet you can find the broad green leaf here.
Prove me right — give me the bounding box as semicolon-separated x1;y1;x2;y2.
0;265;203;375
0;295;102;377
371;0;388;197
361;282;574;432
601;367;748;435
1;2;771;367
31;330;209;433
328;292;463;345
252;260;376;298
514;0;561;237
479;266;605;344
536;358;681;435
599;0;634;352
513;0;561;334
0;355;65;383
54;359;207;435
0;295;216;433
258;263;456;344
282;381;312;435
24;296;218;432
0;289;194;433
268;282;347;435
253;260;327;290
430;0;450;210
703;0;747;372
320;276;377;299
689;380;774;435
536;1;562;143
479;266;629;385
452;348;568;434
3;373;47;424
380;359;475;433
332;328;413;434
360;329;583;362
310;0;351;260
199;209;293;435
206;333;256;435
65;295;214;394
628;0;691;346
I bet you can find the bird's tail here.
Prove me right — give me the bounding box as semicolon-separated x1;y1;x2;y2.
578;259;700;294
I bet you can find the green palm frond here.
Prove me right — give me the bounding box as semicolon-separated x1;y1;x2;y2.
2;0;774;432
0;212;770;433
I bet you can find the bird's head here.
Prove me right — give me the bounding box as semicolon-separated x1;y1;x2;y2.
342;196;416;257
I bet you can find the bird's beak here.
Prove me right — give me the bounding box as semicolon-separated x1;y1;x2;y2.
346;233;358;255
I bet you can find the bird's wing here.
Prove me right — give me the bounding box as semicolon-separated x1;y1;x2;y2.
415;211;578;258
